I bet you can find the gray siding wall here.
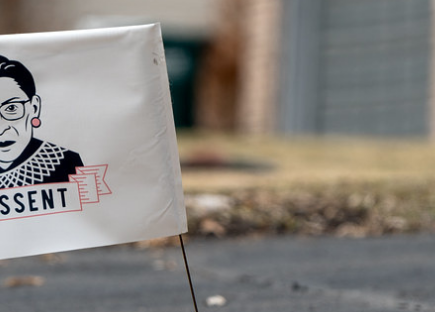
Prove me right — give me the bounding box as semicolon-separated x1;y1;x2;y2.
280;0;432;137
320;0;431;136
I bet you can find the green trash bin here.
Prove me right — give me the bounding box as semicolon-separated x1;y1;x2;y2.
163;38;203;128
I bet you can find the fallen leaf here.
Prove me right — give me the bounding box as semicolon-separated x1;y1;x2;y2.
4;276;45;288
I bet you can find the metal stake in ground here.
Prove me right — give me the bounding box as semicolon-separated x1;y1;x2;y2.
179;234;199;312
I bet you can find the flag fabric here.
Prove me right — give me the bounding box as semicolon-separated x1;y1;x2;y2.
0;24;187;260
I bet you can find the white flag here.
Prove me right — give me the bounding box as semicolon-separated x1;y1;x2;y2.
0;24;187;260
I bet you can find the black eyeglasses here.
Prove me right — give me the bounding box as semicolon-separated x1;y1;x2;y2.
0;100;29;121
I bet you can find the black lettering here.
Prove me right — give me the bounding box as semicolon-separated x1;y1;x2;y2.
0;195;10;215
28;191;38;212
14;193;25;213
57;188;68;208
42;189;54;210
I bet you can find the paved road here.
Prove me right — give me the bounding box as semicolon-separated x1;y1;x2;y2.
0;234;435;312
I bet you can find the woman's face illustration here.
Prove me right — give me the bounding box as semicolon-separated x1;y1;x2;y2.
0;77;40;167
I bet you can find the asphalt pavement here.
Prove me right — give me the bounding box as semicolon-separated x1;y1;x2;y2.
0;234;435;312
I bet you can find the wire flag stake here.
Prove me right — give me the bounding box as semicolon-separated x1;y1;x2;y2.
179;235;199;312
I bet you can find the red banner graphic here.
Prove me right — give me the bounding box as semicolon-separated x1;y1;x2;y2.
69;165;112;204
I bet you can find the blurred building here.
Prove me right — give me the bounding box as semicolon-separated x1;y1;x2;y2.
1;0;434;138
197;0;435;138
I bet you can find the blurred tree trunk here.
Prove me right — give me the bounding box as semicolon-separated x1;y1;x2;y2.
0;0;21;34
195;0;244;131
195;0;282;133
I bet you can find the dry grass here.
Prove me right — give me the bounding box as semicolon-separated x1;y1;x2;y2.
177;132;435;237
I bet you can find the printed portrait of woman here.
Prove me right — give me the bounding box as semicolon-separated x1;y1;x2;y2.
0;55;83;189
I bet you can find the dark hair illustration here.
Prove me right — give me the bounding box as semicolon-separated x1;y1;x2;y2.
0;55;36;99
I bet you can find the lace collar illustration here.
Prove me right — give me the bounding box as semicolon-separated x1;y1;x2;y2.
0;55;83;189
